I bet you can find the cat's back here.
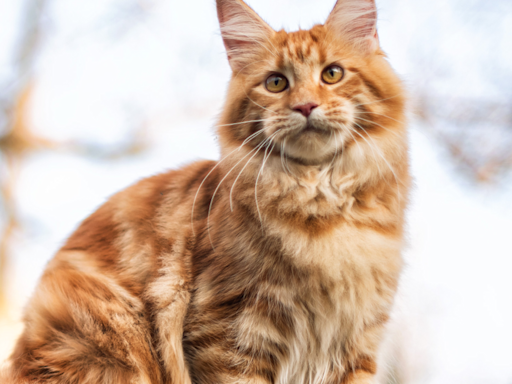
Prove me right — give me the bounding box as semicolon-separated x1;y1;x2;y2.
59;159;217;295
6;160;216;384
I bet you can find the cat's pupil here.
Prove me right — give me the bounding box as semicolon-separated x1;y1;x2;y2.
329;69;334;77
275;79;279;86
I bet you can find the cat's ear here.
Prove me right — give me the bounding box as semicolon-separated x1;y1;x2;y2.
216;0;275;72
325;0;380;54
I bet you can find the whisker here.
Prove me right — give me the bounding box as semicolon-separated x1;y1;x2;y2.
216;117;279;129
243;87;278;115
207;132;278;249
350;123;385;179
353;121;402;201
324;129;334;151
229;131;277;211
255;137;277;228
352;94;402;107
280;141;289;176
337;122;363;158
329;131;339;172
191;129;264;236
260;33;280;58
242;129;266;145
191;148;241;236
233;60;266;80
353;116;402;138
354;111;405;125
284;152;292;176
282;138;293;176
226;34;276;58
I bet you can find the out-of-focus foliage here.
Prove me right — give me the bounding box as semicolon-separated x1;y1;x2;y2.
416;94;512;183
0;0;150;313
407;0;512;184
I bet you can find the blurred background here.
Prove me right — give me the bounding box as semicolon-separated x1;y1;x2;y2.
0;0;511;383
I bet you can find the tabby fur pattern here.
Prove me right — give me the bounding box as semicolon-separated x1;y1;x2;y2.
3;0;409;383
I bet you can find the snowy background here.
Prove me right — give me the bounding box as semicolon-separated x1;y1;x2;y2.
0;0;511;383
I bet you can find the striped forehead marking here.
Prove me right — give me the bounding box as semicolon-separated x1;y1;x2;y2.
282;30;325;63
274;30;328;82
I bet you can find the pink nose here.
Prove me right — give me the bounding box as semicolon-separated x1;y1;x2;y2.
293;102;319;118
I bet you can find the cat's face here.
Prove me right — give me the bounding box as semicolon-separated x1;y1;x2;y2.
217;0;405;166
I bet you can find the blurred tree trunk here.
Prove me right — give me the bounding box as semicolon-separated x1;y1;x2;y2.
0;0;49;315
0;0;147;314
415;93;512;184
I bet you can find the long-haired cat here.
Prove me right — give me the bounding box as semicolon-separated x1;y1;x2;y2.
2;0;409;383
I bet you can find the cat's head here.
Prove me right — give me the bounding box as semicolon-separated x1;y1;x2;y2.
216;0;406;169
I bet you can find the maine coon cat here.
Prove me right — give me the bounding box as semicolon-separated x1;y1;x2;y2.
2;0;409;383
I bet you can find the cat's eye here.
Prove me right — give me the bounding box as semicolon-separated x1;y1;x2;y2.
322;65;344;84
265;74;288;93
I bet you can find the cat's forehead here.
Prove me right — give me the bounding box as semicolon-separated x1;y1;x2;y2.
272;26;340;74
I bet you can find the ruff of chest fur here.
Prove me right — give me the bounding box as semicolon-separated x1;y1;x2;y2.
211;146;405;384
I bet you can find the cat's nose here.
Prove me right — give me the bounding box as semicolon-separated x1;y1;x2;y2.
293;102;319;118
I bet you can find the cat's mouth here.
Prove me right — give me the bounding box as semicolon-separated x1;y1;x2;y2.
300;124;328;135
279;123;342;166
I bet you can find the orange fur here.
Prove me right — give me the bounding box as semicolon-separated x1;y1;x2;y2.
4;0;409;383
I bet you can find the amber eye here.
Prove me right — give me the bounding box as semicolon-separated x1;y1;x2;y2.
265;74;288;93
322;65;344;84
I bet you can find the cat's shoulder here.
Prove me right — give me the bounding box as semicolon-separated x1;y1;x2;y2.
61;159;217;265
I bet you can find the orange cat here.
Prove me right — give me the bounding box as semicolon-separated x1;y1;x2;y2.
3;0;409;383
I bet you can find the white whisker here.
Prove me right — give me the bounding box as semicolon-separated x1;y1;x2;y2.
282;138;294;176
280;141;289;176
354;111;405;125
338;122;363;158
255;136;278;228
207;132;278;249
229;132;277;211
191;129;264;236
353;116;402;138
324;129;334;152
353;122;402;201
216;117;278;129
353;94;402;107
329;131;339;170
233;60;266;80
242;129;266;146
243;86;278;115
350;123;385;179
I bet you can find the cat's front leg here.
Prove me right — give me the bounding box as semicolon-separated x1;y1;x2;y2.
145;247;193;384
340;324;384;384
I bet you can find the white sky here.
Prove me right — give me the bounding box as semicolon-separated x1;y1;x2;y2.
1;0;511;383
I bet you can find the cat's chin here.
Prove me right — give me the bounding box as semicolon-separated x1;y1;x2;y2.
279;127;341;165
282;153;340;167
302;124;326;135
281;142;342;166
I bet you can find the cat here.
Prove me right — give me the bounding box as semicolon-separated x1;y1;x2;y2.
2;0;409;383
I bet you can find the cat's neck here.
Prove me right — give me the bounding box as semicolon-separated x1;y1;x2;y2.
217;142;407;238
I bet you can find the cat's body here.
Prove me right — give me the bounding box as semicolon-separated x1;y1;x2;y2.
3;1;409;383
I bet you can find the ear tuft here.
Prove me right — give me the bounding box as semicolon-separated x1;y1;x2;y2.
216;0;275;72
325;0;380;53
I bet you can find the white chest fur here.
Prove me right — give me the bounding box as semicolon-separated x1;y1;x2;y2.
274;226;401;383
235;158;403;383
